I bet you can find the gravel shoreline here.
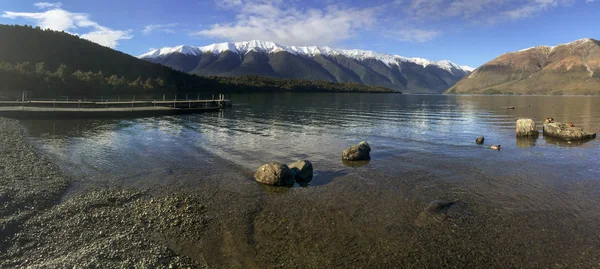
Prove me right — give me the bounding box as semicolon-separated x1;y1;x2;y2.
0;118;206;268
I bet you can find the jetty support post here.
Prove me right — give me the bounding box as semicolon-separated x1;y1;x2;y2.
53;99;56;111
21;92;24;111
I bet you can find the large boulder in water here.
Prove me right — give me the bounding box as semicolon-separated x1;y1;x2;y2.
543;122;597;141
342;141;371;161
516;119;539;137
289;160;313;183
254;162;294;186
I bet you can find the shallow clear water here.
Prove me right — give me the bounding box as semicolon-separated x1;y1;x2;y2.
21;93;600;188
19;93;600;266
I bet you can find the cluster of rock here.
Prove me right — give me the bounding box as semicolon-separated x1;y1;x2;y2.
254;160;314;186
514;117;596;141
254;141;372;186
475;118;596;150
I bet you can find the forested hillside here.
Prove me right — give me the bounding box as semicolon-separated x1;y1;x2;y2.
0;25;394;98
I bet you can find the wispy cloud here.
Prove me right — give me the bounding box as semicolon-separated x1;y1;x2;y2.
2;3;132;48
392;0;577;23
33;2;62;9
383;0;583;40
142;23;178;35
194;0;375;46
396;28;441;42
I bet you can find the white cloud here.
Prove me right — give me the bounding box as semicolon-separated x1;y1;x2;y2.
194;0;375;46
33;2;62;9
142;23;177;35
2;4;132;48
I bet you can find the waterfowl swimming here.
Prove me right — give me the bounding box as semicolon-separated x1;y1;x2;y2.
490;145;501;150
545;117;554;123
568;122;575;127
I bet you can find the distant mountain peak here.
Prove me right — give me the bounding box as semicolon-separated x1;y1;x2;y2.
517;38;598;53
448;37;600;95
139;40;473;74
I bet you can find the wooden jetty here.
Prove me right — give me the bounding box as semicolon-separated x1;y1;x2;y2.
0;94;232;119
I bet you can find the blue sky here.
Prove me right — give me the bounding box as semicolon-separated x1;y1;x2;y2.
0;0;598;67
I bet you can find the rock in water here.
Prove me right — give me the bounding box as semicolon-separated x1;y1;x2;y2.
543;122;597;141
476;136;485;144
289;160;313;183
516;119;539;137
342;141;371;161
414;200;457;227
254;163;294;186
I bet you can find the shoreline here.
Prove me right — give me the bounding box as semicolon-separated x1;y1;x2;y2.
0;118;205;267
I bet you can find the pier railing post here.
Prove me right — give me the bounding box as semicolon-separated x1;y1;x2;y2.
53;99;55;111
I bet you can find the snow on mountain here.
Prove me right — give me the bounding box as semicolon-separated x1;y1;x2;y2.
139;40;473;73
517;38;595;53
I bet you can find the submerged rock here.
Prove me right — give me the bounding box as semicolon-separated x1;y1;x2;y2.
342;159;370;168
543;122;597;141
414;200;460;227
289;160;313;183
254;163;294;186
516;118;539;137
476;136;485;145
342;141;371;161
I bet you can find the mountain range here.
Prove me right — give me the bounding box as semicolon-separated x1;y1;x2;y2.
139;41;474;94
447;38;600;95
0;25;393;98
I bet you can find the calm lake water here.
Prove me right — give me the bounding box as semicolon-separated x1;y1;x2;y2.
20;93;600;267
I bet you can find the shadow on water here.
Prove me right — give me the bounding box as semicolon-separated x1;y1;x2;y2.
516;137;538;148
257;169;348;193
542;135;596;147
341;159;371;168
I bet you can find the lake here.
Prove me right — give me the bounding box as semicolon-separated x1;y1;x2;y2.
20;93;600;267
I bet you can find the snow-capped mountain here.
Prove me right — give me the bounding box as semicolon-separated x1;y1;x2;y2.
140;40;474;93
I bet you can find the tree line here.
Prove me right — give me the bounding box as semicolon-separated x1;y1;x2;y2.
0;24;396;99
